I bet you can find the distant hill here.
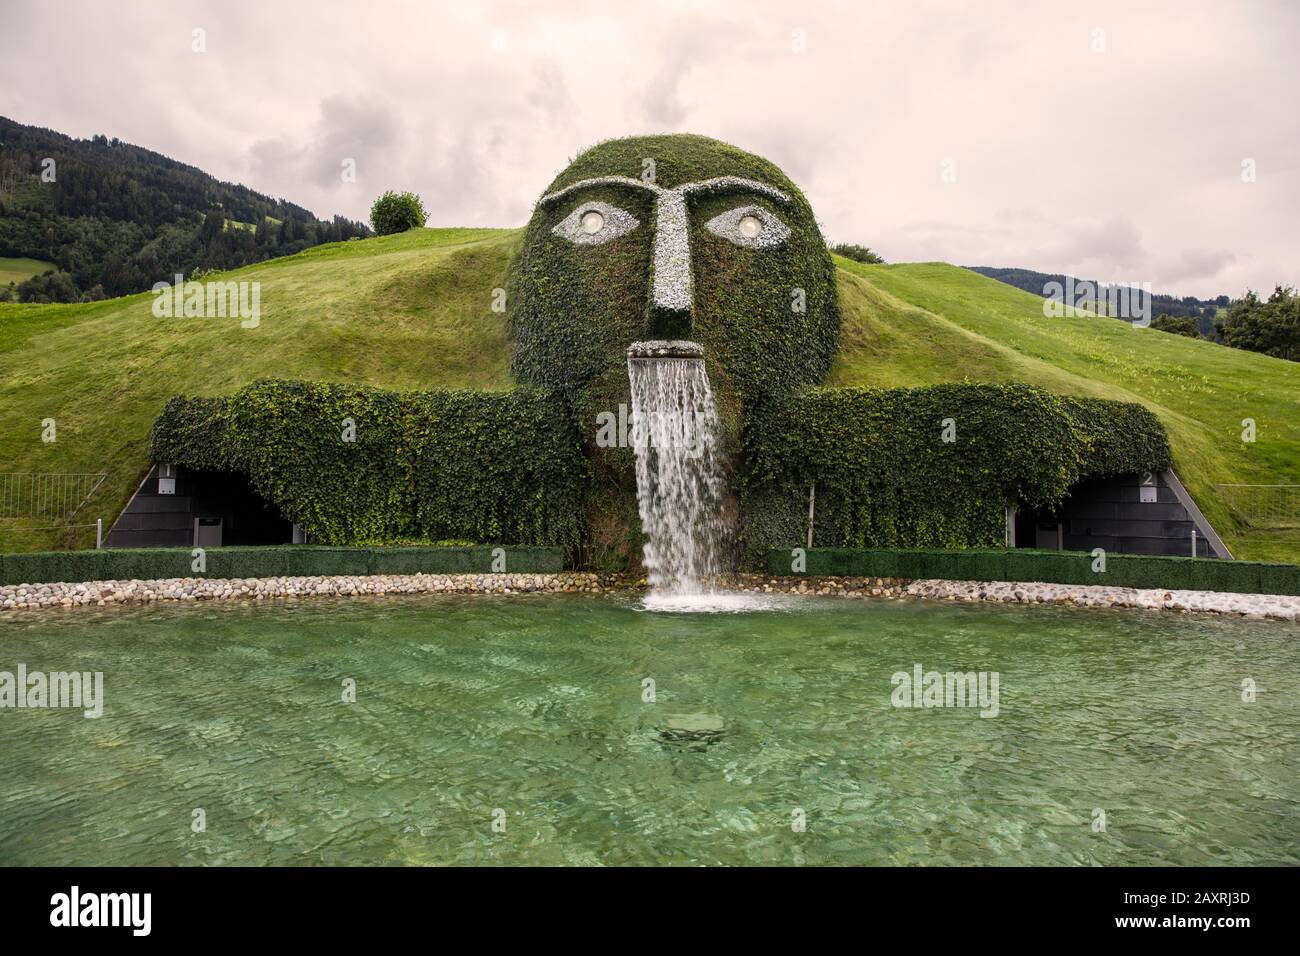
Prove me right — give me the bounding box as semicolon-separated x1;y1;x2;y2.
0;116;369;301
966;265;1228;338
0;228;1295;564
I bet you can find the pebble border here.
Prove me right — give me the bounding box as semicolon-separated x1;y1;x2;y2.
0;573;1297;622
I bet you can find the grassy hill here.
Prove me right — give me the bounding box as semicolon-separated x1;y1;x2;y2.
1;229;1295;561
0;228;513;550
830;260;1299;561
0;256;56;286
0;116;370;301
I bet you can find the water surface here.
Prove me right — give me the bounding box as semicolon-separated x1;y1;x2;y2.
2;593;1297;865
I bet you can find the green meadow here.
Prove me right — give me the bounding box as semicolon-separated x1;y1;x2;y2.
0;229;1295;560
0;256;57;286
829;259;1299;561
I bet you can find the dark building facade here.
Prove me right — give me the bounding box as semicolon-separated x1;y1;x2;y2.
1011;469;1231;559
108;463;1231;561
104;464;293;549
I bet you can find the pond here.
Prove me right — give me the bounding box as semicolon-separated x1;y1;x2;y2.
1;593;1297;865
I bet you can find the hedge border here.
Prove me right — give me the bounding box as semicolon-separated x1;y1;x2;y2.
0;546;566;587
742;383;1173;557
766;548;1300;596
152;381;588;548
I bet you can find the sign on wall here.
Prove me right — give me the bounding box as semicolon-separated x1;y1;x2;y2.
1140;471;1157;503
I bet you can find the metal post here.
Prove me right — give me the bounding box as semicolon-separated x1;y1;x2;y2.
807;482;816;549
96;517;102;549
1191;527;1197;558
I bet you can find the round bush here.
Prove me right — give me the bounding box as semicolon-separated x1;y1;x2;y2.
369;191;427;236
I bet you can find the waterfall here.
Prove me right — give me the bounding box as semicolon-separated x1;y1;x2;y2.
627;341;727;598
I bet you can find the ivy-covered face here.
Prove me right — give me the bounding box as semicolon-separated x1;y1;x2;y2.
509;134;839;411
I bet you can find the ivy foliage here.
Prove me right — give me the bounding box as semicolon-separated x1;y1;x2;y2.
506;134;840;569
742;383;1172;553
152;380;587;547
508;134;840;418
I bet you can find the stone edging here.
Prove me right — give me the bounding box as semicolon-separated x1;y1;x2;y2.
1;573;1298;621
1;574;619;609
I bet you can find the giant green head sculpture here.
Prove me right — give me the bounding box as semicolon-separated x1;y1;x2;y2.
508;134;839;413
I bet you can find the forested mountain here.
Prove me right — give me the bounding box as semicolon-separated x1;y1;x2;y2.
0;116;369;301
966;265;1228;337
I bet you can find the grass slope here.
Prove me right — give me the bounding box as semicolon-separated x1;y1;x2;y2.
830;259;1299;562
0;231;1294;561
0;228;513;550
0;256;56;286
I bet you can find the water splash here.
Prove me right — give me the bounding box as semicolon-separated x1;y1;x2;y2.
627;341;728;600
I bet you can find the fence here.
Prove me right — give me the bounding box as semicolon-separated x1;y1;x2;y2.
1214;484;1300;526
0;473;107;520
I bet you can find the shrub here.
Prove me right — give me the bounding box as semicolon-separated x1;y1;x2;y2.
830;243;885;264
0;546;567;586
743;383;1171;556
1150;315;1200;338
766;548;1300;596
152;380;587;548
369;190;427;236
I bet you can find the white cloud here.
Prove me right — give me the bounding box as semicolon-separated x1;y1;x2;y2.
1;0;1296;296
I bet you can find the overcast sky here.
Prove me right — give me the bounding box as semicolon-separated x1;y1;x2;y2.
2;0;1296;297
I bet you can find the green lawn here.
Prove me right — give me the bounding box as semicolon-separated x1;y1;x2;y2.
1;231;1295;561
0;256;56;286
0;228;514;551
830;258;1300;562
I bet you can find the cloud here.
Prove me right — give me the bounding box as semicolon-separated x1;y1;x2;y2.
0;0;1296;297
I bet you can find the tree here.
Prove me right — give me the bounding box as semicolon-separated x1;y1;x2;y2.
830;243;884;264
370;191;427;235
17;269;81;303
1151;314;1200;338
199;210;225;242
1215;286;1300;362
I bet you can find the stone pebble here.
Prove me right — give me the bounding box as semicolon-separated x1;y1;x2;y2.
0;573;1296;622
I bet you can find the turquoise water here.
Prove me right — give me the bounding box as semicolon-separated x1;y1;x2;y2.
1;593;1297;866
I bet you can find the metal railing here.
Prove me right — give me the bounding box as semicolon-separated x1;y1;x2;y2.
1214;484;1300;526
0;473;108;521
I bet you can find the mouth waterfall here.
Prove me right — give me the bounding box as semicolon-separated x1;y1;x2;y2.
626;341;728;597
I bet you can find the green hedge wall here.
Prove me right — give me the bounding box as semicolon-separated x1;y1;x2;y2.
765;547;1300;596
508;134;840;416
1063;396;1172;479
0;546;567;587
743;383;1172;555
152;380;587;548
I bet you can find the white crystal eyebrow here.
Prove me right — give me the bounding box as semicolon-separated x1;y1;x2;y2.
538;176;793;314
539;175;790;207
677;177;791;204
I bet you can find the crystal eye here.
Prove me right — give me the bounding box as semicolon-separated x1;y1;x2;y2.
704;204;791;249
553;200;639;245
